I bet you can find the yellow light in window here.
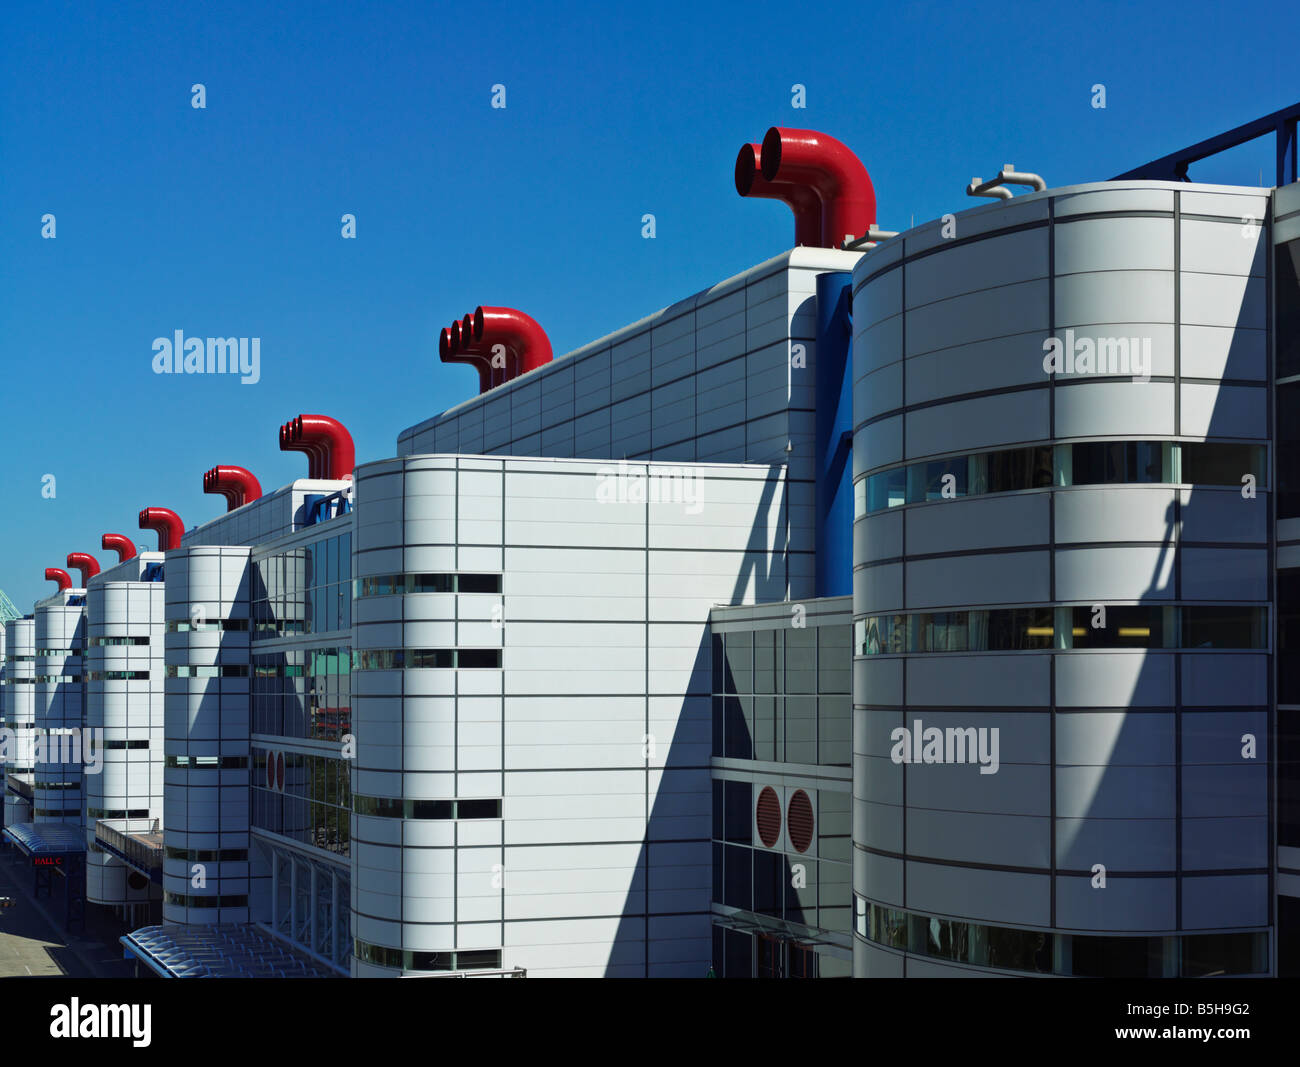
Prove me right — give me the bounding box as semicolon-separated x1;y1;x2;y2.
1025;627;1053;636
1117;627;1151;637
1071;627;1086;636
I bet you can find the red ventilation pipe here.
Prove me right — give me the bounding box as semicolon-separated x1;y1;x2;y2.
280;421;323;479
441;322;492;394
757;127;877;248
735;142;822;247
280;414;355;481
204;465;263;511
460;311;516;389
139;507;185;551
101;534;137;562
66;552;100;586
45;567;72;592
472;307;552;378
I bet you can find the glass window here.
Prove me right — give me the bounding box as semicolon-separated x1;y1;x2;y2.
753;630;776;695
908;457;967;503
722;780;751;843
986;924;1052;973
858;614;905;655
723;696;751;760
1278;238;1300;379
1070;935;1165;977
752;696;776;762
984;607;1054;650
817;625;851;692
1181;933;1267;977
786;696;816;764
785;627;815;693
1281;571;1300;705
1181;606;1265;649
1069;441;1163;485
1180;442;1266;488
866;468;907;513
978;446;1053;494
724;632;753;694
1069;605;1163;649
913;611;968;653
723;843;751;911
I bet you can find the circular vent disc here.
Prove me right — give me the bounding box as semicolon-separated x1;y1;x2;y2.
756;786;782;848
787;789;814;853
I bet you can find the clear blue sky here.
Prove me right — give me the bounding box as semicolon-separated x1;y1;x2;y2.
0;0;1295;610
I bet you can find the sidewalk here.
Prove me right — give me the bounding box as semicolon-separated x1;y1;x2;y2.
0;847;140;979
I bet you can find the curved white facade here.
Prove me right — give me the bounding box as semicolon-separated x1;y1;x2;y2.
851;181;1272;977
350;454;791;976
85;558;165;908
162;546;252;924
33;595;86;826
2;618;36;826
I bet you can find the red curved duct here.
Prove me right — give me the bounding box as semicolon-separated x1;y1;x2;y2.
45;567;72;592
758;127;877;248
456;311;515;389
203;466;233;508
474;310;518;387
66;552;100;586
735;142;822;247
440;324;492;394
295;417;332;480
204;465;263;511
281;414;354;481
472;307;552;378
101;534;137;562
279;421;321;480
139;507;185;551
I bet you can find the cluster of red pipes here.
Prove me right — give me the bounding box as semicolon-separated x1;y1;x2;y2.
40;127;869;592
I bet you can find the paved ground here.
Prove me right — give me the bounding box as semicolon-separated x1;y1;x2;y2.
0;848;141;979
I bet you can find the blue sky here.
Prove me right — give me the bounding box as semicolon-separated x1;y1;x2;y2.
0;0;1295;609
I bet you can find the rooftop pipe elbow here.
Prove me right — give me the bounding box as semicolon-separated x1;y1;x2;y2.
66;552;100;585
734;142;823;247
759;127;877;248
280;421;322;480
466;311;514;388
101;534;137;562
45;567;72;592
204;465;263;511
282;414;355;481
139;507;185;551
440;322;492;394
473;307;553;377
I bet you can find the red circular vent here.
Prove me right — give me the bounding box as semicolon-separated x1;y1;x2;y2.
275;752;285;791
787;789;814;853
755;786;782;848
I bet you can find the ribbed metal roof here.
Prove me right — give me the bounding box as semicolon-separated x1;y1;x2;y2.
2;821;87;855
121;924;337;978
